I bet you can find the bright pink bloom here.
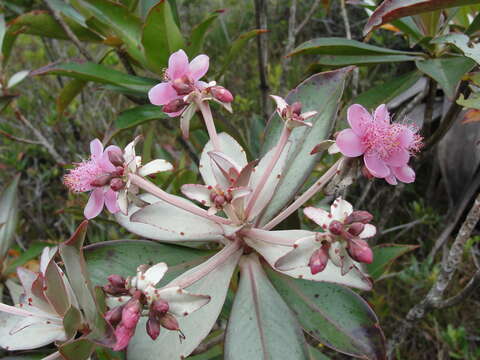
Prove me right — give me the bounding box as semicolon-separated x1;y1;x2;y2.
336;104;422;185
64;139;123;219
148;49;209;117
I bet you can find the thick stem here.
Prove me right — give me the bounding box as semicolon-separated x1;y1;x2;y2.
244;126;291;220
129;174;231;225
168;239;242;289
254;0;269;122
263;158;342;230
196;100;221;151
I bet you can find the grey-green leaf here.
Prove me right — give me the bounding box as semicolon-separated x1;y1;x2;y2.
0;174;20;259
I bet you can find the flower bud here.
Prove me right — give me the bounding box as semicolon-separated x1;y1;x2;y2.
121;299;142;329
151;299;169;315
146;315;161;340
108;150;124;167
90;174;113;187
160;313;180;331
110;178;125;191
163;98;187;113
113;325;136;351
105;305;124;327
347;222;365;236
108;274;126;288
210;86;233;103
347;238;373;264
308;247;329;275
214;195;226;207
345;211;373;224
290;101;302;116
171;75;194;95
328;220;344;236
361;166;374;180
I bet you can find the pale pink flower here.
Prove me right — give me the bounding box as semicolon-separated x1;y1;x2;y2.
335;104;422;185
148;49;210;117
270;95;316;129
64;139;123;219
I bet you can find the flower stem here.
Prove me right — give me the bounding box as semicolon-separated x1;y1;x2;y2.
129;174;232;225
196;100;221;151
244;125;291;220
263;157;343;230
167;238;242;289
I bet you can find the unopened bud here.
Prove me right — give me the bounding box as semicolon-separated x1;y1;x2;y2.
348;222;365;236
308;246;329;275
108;150;124;167
113;325;135;351
110;178;125;191
210;86;233;103
105;305;124;327
290;101;302;116
345;211;373;225
361;166;374;180
90;174;113;187
214;195;226;207
108;274;126;288
224;192;233;203
121;300;142;329
163;98;187;113
347;238;373;264
146;315;161;340
151;299;169;315
328;220;344;236
172;75;194;95
160;313;180;331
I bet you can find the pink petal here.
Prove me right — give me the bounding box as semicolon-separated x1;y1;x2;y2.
104;188;120;213
384;148;409;167
166;108;186;117
84;188;105;219
364;153;390;178
90;139;103;159
148;82;180;106
99;145;121;172
398;127;414;148
167;49;189;79
392;165;415;183
270;95;288;112
347;104;371;136
336;129;365;157
385;175;397;185
374;104;390;124
188;54;209;81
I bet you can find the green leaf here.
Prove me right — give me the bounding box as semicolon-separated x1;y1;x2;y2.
188;11;222;56
309;54;419;68
0;174;19;259
416;57;475;99
466;12;480;35
289;37;423;57
225;254;308;360
115;104;169;130
44;255;71;316
352;70;422;110
308;345;331;360
45;0;89;27
84;239;214;287
59;338;95;360
217;29;267;77
258;67;352;226
4;242;44;275
31;61;157;94
364;0;480;35
56;79;88;120
6;10;102;42
432;33;480;65
0;13;6;52
63;305;82;339
142;0;185;74
76;0;145;65
457;92;480;109
366;244;419;279
267;268;386;359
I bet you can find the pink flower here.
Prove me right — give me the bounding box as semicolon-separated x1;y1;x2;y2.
335;104;422;185
148;49;210;117
64;139;123;219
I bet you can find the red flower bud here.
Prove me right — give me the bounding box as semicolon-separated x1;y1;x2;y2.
146;315;161;340
105;305;124;327
121;300;142;329
113;324;136;351
163;98;187;113
328;220;344;235
110;178;125;191
308;246;329;275
347;238;373;264
348;222;365;236
90;174;113;187
151;299;169;315
160;313;180;331
108;274;126;288
345;211;373;224
108;150;124;167
361;166;374;180
171;75;195;95
210;86;233;103
290;101;302;116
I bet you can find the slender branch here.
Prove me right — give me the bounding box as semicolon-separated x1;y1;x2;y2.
0;129;41;145
162;121;199;166
435;270;480;308
423;78;437;135
340;0;359;97
355;180;373;208
44;0;94;62
295;0;321;35
254;0;269;122
116;49;136;76
196;100;221;151
263;158;342;230
14;109;66;165
380;216;426;236
280;0;297;87
244;126;291;220
387;192;480;358
129;174;232;225
394;81;428;122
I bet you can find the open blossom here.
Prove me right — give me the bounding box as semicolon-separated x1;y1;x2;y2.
335;104;422;185
0;247;75;352
270;95;317;129
104;263;210;350
64;138;172;219
275;198;375;277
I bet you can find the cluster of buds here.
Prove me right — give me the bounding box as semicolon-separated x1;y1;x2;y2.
103;263;209;351
270;95;317;129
